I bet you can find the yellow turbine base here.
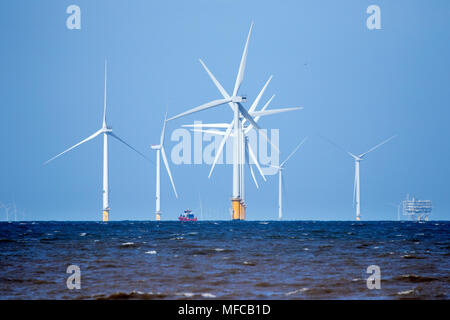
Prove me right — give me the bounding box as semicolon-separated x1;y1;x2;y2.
356;216;361;221
156;213;161;221
231;199;241;220
103;210;109;222
239;201;246;220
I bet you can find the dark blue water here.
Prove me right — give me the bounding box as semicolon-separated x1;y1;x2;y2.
0;221;448;299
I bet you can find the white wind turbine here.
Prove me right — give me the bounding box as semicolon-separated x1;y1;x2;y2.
168;22;302;219
13;201;17;221
0;203;10;222
387;202;402;221
183;88;301;219
45;61;149;222
270;137;308;220
151;113;178;221
167;22;264;219
325;135;396;221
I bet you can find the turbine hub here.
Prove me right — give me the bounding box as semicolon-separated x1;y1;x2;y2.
231;96;246;103
150;144;160;150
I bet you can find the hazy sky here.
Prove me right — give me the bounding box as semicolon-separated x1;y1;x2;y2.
0;0;449;221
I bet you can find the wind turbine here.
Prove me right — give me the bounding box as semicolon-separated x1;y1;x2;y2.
168;22;302;220
13;201;17;222
151;113;178;221
387;202;401;221
270;137;308;220
324;135;396;221
45;61;149;222
0;203;10;222
184;119;262;219
167;22;262;220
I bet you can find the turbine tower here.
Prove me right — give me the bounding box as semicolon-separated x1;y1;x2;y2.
168;23;301;220
325;135;396;221
270;137;307;220
151;113;178;221
45;61;149;222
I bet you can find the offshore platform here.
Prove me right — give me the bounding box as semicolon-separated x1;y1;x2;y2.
402;195;432;221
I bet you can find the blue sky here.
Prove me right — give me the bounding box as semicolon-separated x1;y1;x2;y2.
0;0;449;220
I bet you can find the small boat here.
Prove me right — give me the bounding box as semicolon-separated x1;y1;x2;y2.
178;209;197;222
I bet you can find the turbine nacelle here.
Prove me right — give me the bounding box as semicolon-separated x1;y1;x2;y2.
102;126;113;134
322;135;396;221
231;96;246;103
350;153;363;161
150;144;161;150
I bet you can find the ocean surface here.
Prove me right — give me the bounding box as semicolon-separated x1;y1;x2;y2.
0;221;448;300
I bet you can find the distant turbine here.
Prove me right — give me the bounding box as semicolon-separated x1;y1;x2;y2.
151;112;178;221
324;135;396;221
13;201;17;222
45;61;149;221
270;137;308;220
0;203;10;222
387;202;402;221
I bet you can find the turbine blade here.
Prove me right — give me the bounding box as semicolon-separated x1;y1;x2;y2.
191;129;228;136
160;112;168;146
245;94;276;134
44;129;103;164
199;59;234;111
320;135;358;160
199;59;232;107
182;123;230;128
109;132;151;162
247;140;266;181
245;142;259;188
249;164;259;189
260;95;276;112
103;60;107;126
359;135;397;158
167;98;232;121
209;121;234;178
259;128;280;153
249;75;273;113
233;22;254;96
250;107;303;117
161;147;178;198
280;136;308;167
239;102;280;155
238;102;260;130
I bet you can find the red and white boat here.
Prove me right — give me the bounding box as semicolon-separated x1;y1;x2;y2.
178;209;197;222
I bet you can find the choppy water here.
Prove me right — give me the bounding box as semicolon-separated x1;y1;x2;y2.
0;221;449;299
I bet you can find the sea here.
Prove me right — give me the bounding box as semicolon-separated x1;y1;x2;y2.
0;221;448;299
